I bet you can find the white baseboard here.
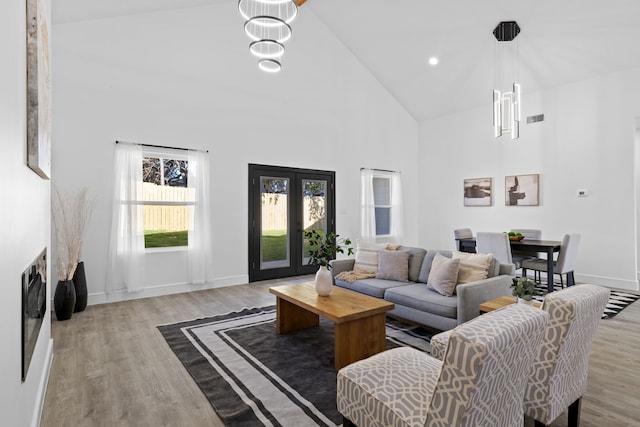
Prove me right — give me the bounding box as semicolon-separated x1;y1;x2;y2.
87;274;250;305
32;338;53;427
523;271;639;292
574;273;639;292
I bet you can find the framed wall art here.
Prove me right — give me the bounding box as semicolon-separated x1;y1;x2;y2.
505;174;539;206
463;177;492;206
26;0;51;179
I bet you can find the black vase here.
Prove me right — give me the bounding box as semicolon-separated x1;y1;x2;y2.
54;279;76;321
73;261;88;313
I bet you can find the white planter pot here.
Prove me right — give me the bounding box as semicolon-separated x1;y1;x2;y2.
517;297;533;305
315;265;333;296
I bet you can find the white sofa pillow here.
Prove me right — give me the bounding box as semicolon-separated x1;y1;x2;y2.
452;251;493;284
353;241;388;274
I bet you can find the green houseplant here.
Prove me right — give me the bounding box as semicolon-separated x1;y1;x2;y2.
511;277;544;302
304;230;354;296
304;230;354;269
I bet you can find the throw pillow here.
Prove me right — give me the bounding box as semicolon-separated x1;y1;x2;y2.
426;253;460;296
418;250;453;283
452;251;493;284
375;250;410;282
353;241;388;274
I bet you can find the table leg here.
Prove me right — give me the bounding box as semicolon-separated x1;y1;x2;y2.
334;313;387;371
547;248;554;293
275;297;319;334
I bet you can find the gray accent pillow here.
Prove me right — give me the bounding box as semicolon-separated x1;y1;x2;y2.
398;246;427;282
418;250;453;283
375;249;410;282
427;253;460;297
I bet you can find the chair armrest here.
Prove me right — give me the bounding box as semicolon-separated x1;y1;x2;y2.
499;263;516;276
430;330;452;361
456;275;512;324
328;259;356;278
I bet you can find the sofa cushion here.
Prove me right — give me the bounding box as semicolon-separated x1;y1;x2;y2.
384;284;458;319
452;251;493;284
486;256;500;278
418;250;453;283
335;278;409;299
398;246;427;282
427;253;461;297
376;250;410;282
353;241;388;274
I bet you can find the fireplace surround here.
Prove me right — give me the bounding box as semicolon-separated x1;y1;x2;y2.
22;248;47;382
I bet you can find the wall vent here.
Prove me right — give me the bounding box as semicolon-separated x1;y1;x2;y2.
527;114;544;124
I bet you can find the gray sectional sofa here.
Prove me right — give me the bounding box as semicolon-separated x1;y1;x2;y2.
329;246;515;331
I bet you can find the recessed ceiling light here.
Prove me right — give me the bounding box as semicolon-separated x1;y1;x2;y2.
428;57;439;66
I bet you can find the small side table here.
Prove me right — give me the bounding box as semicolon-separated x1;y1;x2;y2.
480;296;542;314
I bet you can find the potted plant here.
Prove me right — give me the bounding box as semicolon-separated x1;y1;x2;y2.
304;230;354;296
511;277;544;304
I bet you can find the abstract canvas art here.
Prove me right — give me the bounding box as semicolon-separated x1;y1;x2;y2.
26;0;51;179
505;174;539;206
464;177;492;206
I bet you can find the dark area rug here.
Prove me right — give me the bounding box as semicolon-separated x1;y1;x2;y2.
158;306;432;427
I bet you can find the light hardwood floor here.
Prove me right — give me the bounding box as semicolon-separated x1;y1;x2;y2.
41;280;640;427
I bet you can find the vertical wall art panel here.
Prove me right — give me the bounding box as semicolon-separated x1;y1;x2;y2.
26;0;51;179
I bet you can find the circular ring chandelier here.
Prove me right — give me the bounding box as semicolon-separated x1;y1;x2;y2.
250;40;285;59
238;0;298;73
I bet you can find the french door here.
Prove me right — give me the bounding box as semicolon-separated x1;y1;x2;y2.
248;164;335;282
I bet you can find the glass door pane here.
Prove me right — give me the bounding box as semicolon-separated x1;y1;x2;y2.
260;176;290;270
302;179;328;265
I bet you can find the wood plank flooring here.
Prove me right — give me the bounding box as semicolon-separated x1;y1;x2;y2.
41;280;640;427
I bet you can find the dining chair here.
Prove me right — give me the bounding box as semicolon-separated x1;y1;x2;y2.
522;233;581;288
430;284;610;427
511;228;542;278
337;304;549;427
476;231;517;268
454;228;473;251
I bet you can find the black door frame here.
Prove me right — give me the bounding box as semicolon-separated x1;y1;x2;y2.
248;164;336;282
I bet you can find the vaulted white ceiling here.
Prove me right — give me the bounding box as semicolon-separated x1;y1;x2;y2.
53;0;640;121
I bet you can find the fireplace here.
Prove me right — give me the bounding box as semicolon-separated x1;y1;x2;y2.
22;248;47;382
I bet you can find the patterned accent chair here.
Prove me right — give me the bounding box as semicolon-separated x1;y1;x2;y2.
431;284;610;427
336;304;549;427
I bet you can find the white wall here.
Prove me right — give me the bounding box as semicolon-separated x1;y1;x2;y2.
0;0;53;425
51;4;419;303
419;67;640;291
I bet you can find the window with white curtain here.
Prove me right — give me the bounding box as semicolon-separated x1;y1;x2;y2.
106;142;213;294
142;153;192;249
360;169;404;243
372;177;391;236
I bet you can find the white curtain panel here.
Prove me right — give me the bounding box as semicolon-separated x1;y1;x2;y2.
360;169;404;243
390;172;404;243
187;150;214;285
106;143;145;293
360;169;376;242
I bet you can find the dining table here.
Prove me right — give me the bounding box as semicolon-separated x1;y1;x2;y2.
456;237;562;293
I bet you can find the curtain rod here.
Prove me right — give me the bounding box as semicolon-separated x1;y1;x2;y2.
360;167;400;173
115;140;208;153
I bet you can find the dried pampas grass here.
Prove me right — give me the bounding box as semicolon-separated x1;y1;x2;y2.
53;186;94;280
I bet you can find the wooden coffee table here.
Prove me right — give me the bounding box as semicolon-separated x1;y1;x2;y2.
269;282;394;371
480;296;542;314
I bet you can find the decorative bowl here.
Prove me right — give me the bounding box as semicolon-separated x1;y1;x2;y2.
509;235;525;241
